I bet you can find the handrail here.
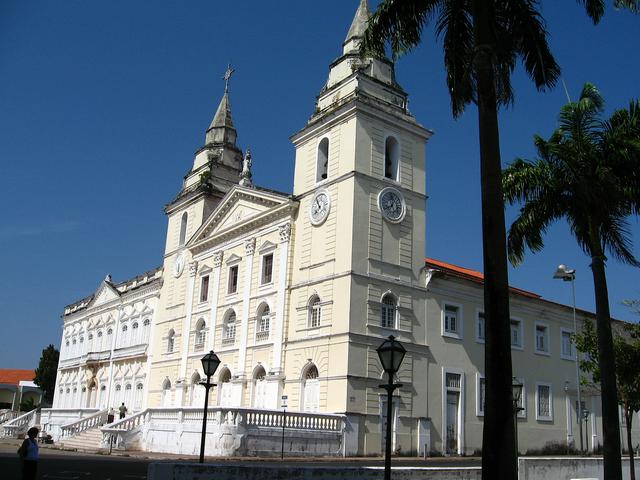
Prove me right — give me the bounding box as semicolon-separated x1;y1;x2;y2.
0;410;20;424
99;406;346;452
102;408;148;432
1;408;40;437
60;409;108;437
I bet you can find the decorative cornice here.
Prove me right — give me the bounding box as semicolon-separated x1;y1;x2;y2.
244;238;256;256
190;201;298;255
279;222;292;243
188;261;199;277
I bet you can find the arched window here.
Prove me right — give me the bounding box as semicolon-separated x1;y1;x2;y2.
256;304;270;341
124;383;132;408
134;383;144;410
161;378;172;407
194;319;206;349
252;366;267;409
99;385;107;409
143;318;150;327
381;293;397;329
114;383;122;406
316;137;329;182
88;333;93;341
167;329;175;353
308;295;321;328
384;136;399;181
190;372;203;406
223;311;236;346
218;368;232;406
179;212;188;246
302;364;320;413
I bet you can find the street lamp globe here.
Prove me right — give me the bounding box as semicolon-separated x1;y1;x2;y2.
511;377;523;406
377;335;406;375
553;264;576;281
201;350;221;378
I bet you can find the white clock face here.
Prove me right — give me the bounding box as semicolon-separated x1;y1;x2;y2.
378;187;406;223
310;189;331;225
172;251;185;278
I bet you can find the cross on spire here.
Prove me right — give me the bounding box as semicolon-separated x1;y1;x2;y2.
223;64;235;93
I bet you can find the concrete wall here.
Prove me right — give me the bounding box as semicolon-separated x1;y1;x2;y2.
148;464;482;480
518;457;633;480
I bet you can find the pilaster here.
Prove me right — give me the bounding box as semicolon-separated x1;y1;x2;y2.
207;251;224;352
271;223;291;375
177;261;198;406
237;238;256;377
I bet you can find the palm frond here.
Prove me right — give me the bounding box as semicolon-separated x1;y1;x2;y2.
575;0;605;23
507;196;563;265
600;213;640;266
613;0;640;13
438;0;475;117
361;0;442;59
501;0;560;90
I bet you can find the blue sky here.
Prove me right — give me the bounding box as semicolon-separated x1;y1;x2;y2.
1;1;638;369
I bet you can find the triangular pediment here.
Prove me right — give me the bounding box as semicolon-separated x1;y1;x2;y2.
189;185;294;250
258;240;277;253
225;253;242;265
88;281;121;309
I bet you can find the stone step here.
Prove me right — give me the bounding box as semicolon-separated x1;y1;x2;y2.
58;426;104;450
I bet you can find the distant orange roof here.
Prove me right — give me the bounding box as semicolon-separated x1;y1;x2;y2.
425;258;541;299
0;369;36;386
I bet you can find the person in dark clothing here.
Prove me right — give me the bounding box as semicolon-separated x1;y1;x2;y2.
118;402;128;419
17;427;39;480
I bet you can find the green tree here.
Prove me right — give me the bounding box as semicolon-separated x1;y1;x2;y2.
503;83;640;479
363;1;638;479
34;344;59;405
574;319;640;480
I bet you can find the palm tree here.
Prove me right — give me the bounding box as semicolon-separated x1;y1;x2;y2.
503;83;640;480
362;1;638;479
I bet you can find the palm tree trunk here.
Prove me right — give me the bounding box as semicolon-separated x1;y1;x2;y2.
472;2;516;479
626;409;635;480
590;253;622;480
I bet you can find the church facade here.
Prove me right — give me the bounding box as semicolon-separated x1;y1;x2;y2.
40;0;639;457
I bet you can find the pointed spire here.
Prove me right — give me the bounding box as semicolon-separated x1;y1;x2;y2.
209;91;234;130
344;0;370;45
206;65;237;146
239;149;253;187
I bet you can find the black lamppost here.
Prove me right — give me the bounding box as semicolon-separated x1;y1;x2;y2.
199;350;220;463
583;408;590;454
553;264;583;454
377;335;406;480
512;378;524;457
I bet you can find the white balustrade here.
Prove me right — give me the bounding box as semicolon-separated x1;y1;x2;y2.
0;409;20;425
1;408;40;438
60;409;108;437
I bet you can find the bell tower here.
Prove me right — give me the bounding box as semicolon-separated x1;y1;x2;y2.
163;65;243;258
287;0;432;415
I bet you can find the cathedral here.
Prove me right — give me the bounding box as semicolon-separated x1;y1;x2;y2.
21;0;637;457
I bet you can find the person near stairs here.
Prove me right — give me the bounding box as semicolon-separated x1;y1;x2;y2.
118;403;127;419
17;427;39;480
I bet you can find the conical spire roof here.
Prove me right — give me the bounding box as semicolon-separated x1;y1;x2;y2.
209;91;234;130
344;0;370;43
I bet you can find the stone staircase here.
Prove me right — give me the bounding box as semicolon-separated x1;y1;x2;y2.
57;426;105;452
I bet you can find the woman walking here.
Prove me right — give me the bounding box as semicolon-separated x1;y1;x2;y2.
18;427;39;480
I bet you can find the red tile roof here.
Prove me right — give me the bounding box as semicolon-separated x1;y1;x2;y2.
425;258;541;299
0;369;36;386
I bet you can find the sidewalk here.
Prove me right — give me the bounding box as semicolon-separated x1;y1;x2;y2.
0;437;481;465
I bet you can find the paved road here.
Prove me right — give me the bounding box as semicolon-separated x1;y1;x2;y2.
0;446;150;480
0;443;480;479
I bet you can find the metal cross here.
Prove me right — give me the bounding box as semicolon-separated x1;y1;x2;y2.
223;64;235;93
